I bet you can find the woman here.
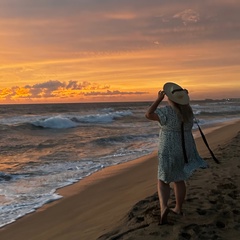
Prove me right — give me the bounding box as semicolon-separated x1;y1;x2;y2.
145;82;208;225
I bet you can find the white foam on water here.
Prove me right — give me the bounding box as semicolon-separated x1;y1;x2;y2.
0;110;133;129
33;116;78;129
0;160;105;228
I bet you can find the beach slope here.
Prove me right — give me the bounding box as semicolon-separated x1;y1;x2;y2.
98;125;240;240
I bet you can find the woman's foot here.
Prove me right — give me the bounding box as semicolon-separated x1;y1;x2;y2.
170;208;184;216
160;207;170;225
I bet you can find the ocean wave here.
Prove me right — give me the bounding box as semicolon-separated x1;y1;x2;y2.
32;116;78;129
32;110;132;129
73;110;133;124
0;110;133;130
192;103;240;115
92;133;157;146
194;110;240;116
0;172;12;182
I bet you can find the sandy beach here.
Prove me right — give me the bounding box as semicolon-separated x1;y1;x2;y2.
0;120;239;240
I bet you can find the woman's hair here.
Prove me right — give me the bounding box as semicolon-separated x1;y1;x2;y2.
171;101;193;123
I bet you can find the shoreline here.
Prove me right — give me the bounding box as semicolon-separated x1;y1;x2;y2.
0;120;239;240
11;119;239;214
52;118;240;200
41;118;240;202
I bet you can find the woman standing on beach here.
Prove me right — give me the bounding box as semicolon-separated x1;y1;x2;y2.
145;82;208;225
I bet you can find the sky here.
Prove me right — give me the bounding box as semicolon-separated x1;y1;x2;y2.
0;0;240;104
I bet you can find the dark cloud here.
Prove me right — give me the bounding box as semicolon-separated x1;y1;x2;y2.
26;80;65;90
0;80;147;100
2;0;240;52
66;80;91;90
24;80;65;98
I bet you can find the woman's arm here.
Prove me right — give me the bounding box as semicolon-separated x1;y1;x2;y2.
145;90;165;122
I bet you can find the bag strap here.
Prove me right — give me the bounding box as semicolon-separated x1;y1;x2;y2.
181;122;188;164
194;118;220;164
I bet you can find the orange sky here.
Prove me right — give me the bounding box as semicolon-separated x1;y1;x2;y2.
0;0;240;103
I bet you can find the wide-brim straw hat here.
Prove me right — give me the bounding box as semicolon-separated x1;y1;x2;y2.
163;82;190;105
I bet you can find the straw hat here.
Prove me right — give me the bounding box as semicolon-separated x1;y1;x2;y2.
163;82;189;105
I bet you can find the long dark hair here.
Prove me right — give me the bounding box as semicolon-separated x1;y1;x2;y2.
172;102;193;123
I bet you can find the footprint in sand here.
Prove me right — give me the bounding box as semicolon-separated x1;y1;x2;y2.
179;223;220;240
196;208;207;215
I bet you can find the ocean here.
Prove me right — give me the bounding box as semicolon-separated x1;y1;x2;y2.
0;99;239;228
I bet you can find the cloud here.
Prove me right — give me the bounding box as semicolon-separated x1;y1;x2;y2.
0;80;92;100
0;80;147;101
23;80;65;99
173;9;200;25
66;80;81;90
26;80;65;90
0;0;240;102
1;0;240;53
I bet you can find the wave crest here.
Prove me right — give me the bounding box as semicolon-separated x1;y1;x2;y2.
0;172;12;182
31;110;133;129
33;117;77;129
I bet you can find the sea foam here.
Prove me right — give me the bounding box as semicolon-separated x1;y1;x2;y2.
33;116;78;129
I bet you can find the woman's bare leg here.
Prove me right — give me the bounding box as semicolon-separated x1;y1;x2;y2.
157;180;170;224
172;181;186;214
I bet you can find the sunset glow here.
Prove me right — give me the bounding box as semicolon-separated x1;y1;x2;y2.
1;0;240;103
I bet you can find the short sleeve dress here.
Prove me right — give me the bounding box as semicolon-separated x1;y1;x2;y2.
155;105;208;183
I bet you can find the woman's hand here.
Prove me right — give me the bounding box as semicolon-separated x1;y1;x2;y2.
145;90;165;122
158;90;165;100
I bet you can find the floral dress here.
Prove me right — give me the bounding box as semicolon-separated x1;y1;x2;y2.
155;106;208;183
